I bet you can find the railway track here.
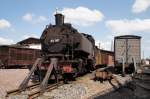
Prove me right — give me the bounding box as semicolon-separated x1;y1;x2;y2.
6;83;40;96
6;82;63;99
6;67;114;99
29;83;63;99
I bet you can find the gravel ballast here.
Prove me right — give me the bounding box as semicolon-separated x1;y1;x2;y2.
38;74;131;99
40;84;87;99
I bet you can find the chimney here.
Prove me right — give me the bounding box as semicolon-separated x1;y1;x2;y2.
55;13;64;26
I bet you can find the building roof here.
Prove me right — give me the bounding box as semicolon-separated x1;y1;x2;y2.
17;37;40;45
100;49;114;55
0;45;41;50
115;35;141;39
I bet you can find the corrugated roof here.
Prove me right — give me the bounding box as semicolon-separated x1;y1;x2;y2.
0;45;41;50
115;35;141;39
100;49;114;54
17;37;40;45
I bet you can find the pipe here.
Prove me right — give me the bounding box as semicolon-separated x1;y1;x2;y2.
132;57;137;75
122;56;125;77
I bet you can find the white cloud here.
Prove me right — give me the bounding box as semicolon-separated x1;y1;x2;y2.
145;40;150;43
22;13;33;21
58;6;104;26
0;19;11;29
106;19;150;35
132;0;150;13
36;16;47;23
0;37;14;45
95;40;111;51
22;13;47;24
142;40;150;58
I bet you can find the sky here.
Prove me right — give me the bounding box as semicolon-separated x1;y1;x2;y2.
0;0;150;58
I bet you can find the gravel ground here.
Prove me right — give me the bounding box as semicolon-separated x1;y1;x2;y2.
0;70;132;99
7;95;28;99
38;74;131;99
39;84;87;99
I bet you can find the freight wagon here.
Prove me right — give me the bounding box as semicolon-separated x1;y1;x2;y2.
95;47;114;68
0;45;41;69
114;35;141;74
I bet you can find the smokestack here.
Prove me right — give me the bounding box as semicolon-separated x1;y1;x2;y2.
55;13;64;26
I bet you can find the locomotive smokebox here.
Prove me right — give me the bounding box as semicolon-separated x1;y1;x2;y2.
55;13;64;26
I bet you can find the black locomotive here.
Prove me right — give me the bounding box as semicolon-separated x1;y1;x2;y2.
35;13;95;82
18;13;114;90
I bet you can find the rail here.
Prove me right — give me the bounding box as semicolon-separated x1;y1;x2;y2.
6;82;63;99
6;83;40;96
29;82;63;99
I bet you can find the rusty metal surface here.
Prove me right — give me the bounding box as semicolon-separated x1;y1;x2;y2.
95;48;114;66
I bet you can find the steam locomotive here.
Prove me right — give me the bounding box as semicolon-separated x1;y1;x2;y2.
18;13;115;90
34;13;96;82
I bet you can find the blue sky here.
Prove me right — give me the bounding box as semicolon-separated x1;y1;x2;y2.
0;0;150;58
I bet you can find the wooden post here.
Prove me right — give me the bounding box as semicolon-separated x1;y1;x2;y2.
19;58;43;91
40;58;58;93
